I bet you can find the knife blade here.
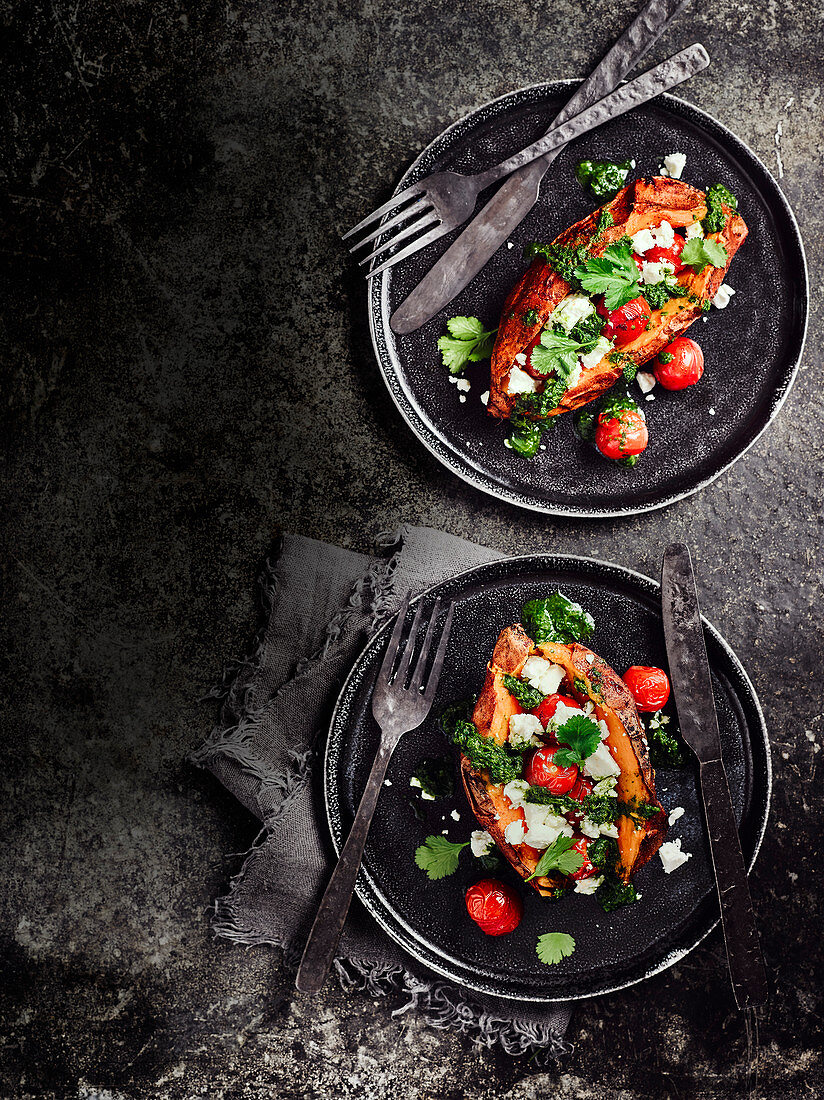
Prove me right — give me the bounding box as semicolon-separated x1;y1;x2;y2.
390;0;692;335
661;543;769;1010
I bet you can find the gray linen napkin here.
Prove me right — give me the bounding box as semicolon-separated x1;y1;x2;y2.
191;525;573;1059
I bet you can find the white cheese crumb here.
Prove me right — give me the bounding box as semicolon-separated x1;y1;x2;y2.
507;241;514;249
422;791;435;801
550;293;595;333
579;335;613;371
573;875;604;895
508;712;544;749
514;352;527;366
507;365;538;394
409;777;421;788
480;390;490;406
384;779;392;787
599;822;619;839
523;804;574;848
470;830;494;857
504;818;526;845
631;228;656;255
455;377;471;392
709;407;716;416
649;220;675;249
645;394;655;402
685;220;704;240
451;809;461;822
712;283;736;309
636;370;656;394
503;779;530;808
441;829;449;835
662;152;686;179
522;655;565;696
549;700;584;729
459;395;466;403
658;838;693;874
410;776;435;800
640;259;675;286
580;817;601;839
503;438;513;449
585;653;594;664
597;719;611;742
582;741;621;779
592;775;618;798
668;806;685;826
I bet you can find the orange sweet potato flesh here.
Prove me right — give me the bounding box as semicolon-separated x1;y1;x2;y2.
488;176;748;420
461;625;667;896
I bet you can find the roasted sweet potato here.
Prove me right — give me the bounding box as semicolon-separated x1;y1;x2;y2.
462;625;667;896
488;176;748;420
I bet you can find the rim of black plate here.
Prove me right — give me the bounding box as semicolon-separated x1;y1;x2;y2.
324;553;772;1003
367;81;809;519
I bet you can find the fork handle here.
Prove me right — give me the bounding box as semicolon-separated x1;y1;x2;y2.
296;740;392;994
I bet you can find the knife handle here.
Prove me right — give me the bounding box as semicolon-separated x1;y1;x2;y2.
699;758;769;1009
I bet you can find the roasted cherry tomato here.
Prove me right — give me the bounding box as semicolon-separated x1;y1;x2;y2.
623;665;671;712
595;407;649;460
525;746;579;794
569;836;597;880
465;879;523;936
531;693;582;728
569;774;594;803
597;295;651;346
653;336;704;390
643;234;686;272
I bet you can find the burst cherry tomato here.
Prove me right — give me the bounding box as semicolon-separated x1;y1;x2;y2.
525;746;579;794
569;836;597;880
623;665;671;712
595;407;649;460
653;337;704;390
531;693;582;728
643;235;686;273
597;296;651;346
465;879;523;936
569;774;594;803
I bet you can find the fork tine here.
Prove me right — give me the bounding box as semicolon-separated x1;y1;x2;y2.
358;209;440;266
365;221;452;279
423;602;455;702
376;591;410;687
341;183;425;241
409;598;441;690
393;599;425;686
347;197;432;253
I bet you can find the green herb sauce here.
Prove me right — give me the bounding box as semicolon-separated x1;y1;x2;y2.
576;159;633;200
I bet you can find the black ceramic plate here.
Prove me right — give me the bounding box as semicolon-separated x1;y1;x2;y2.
325;556;770;1002
369;83;807;516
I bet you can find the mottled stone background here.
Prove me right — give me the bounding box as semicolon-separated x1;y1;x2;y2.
1;0;822;1097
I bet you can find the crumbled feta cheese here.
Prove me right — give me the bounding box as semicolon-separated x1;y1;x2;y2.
507;365;538;394
658;838;693;874
583;741;621;779
636;370;656;394
550;700;584;729
597;719;611;742
409;777;421;788
712;283;736;309
480;390;490;406
708;407;716;416
459;394;466;403
585;653;594;664
455;377;471;392
522;655;565;696
410;776;435;800
503;779;530;808
470;829;494;857
662;152;686;179
599;822;619;838
504;818;526;845
649;220;675;249
631;228;656;255
503;438;513;449
640;259;675;285
566;361;583;390
646;394;655;402
592;775;618;798
523;803;574;848
508;712;543;749
573;875;604;895
685;220;704;240
506;241;514;249
514;352;527;365
550;293;595;333
668;806;685;825
579;336;613;371
451;809;461;821
580;817;601;839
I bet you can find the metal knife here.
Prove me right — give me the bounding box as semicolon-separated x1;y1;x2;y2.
661;543;769;1010
390;0;692;335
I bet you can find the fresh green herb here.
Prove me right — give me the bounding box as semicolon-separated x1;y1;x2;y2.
502;674;545;711
680;236;728;274
414;835;468;880
525;240;589;290
702;183;738;234
522;308;540;327
575;240;642;311
576;158;632;200
595;208;615;237
573;675;589;695
619;454;640;468
524;787;579;813
658;351;674;364
507;417;546;459
521;592;595;645
524;786;622;826
437;316;497;375
553;714;602;768
642;280;683;312
598;382;640;423
596;875;639;912
449;717;521;784
701;298;712;312
526;835;584;881
440;697;476;739
568;310;606;346
646;710;686;767
588;836;619;871
529;327;587;377
478;851;503;873
411;756;454;800
617;798;661;826
581;795;618;825
536;931;576;965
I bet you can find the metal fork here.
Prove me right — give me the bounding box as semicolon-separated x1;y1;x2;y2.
296;592;455;995
343;42;709;278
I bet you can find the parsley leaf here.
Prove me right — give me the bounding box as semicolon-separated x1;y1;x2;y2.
552;714;602;768
414;835;469;880
536;931;576;965
437;316;498;375
502;674;544;710
679;236;728;274
526;835;584;881
575;241;642;311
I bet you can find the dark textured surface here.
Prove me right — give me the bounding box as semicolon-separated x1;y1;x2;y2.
0;1;822;1097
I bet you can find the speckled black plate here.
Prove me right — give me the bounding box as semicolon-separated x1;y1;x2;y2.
369;83;807;516
325;555;770;1002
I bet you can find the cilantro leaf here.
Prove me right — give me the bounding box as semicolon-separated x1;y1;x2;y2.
437;316;498;375
553;714;602;768
529;329;582;376
536;931;576;965
414;836;469;880
526;835;584;881
679;236;728;274
575;241;642;311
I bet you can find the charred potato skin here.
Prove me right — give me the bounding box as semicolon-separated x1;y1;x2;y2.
489;176;748;420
